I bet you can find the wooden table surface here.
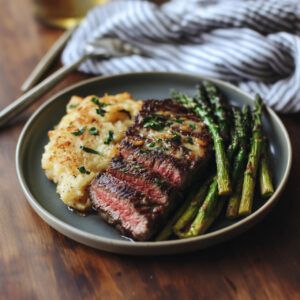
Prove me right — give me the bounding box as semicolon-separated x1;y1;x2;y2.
1;0;300;299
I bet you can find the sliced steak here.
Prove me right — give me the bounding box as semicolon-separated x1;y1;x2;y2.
119;99;212;186
107;156;177;205
90;99;213;241
89;172;176;241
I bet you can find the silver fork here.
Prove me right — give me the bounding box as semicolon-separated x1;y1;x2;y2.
0;38;144;128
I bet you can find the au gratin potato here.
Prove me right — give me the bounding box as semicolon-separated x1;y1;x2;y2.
41;92;142;211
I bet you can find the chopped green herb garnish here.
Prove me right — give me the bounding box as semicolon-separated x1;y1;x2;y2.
71;126;86;136
143;113;169;131
91;97;108;107
187;137;194;144
91;97;108;116
143;119;165;131
172;119;184;124
166;131;182;144
140;149;149;154
147;141;156;148
69;104;79;109
132;165;146;169
80;145;102;155
154;178;165;184
104;130;114;145
77;166;90;174
153;113;169;119
172;116;185;123
189;123;196;130
96;108;106;116
88;127;99;136
118;109;131;119
155;146;168;151
121;168;129;172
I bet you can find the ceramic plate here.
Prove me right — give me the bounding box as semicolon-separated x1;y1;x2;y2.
16;72;292;255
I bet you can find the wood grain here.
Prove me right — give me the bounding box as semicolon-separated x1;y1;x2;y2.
0;0;299;299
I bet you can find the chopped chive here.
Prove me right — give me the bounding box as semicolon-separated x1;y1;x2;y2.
118;109;131;119
88;127;99;136
172;118;184;124
91;97;108;107
143;120;165;131
77;166;90;174
121;168;129;172
155;146;168;151
80;145;102;155
96;108;106;116
147;141;156;147
140;149;149;154
132;165;146;169
189;123;196;130
91;97;108;116
71;126;86;136
187;137;194;144
154;178;165;184
166;131;182;144
104;130;114;145
143;113;169;131
68;104;79;109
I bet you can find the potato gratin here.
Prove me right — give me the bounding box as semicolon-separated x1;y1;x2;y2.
41;92;142;211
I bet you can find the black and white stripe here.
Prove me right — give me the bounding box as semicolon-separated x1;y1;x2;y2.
62;0;300;112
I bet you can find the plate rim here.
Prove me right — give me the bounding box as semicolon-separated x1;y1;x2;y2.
16;71;292;254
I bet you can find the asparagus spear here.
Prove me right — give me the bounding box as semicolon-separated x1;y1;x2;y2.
183;179;219;237
203;80;230;144
226;106;250;218
227;107;242;164
170;91;231;196
173;177;212;237
259;137;274;198
239;95;264;216
155;186;198;241
242;105;252;139
226;178;243;218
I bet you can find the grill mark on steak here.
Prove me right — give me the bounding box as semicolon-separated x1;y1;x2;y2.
89;172;173;241
107;156;177;204
120;141;191;185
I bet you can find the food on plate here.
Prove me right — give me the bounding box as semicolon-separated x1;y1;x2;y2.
41;80;275;242
41;92;142;211
89;99;213;241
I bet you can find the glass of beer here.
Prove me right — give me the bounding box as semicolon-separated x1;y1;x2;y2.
33;0;109;28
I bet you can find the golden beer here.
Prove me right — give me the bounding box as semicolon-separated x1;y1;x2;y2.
33;0;109;28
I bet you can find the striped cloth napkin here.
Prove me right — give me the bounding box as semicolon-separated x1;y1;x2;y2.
62;0;300;113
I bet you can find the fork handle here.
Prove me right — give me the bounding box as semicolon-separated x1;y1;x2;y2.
0;53;90;128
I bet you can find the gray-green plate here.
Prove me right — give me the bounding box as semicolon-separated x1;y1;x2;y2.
16;72;292;255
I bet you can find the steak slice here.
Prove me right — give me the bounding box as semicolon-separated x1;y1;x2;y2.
89;172;176;241
119;99;212;187
107;156;177;205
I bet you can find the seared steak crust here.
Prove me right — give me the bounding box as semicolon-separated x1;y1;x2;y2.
107;156;178;204
90;99;213;241
120;99;212;186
